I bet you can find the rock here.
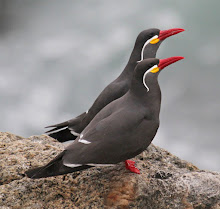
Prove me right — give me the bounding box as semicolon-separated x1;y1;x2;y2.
0;132;220;209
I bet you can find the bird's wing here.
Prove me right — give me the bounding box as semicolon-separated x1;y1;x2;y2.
45;112;86;131
63;106;145;166
45;80;128;142
44;112;87;142
87;79;128;115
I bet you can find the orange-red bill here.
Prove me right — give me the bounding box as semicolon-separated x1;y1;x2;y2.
158;56;184;70
159;28;185;41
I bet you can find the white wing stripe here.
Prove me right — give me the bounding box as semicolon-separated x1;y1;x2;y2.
87;164;115;166
79;138;91;144
64;163;115;167
64;163;82;168
70;130;80;136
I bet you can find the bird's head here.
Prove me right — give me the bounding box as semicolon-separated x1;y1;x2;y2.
135;28;185;62
133;56;184;92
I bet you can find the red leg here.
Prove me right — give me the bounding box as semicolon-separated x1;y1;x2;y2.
125;160;140;174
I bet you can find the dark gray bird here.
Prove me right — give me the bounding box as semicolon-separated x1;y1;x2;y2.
46;28;184;143
26;56;184;179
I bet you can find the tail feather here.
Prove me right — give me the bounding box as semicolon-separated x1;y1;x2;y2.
48;128;77;143
45;112;87;143
45;120;69;129
45;126;65;133
25;151;91;179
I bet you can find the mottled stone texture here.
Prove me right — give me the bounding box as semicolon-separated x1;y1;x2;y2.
0;132;220;209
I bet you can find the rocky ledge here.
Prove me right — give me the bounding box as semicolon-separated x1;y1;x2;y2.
0;132;220;209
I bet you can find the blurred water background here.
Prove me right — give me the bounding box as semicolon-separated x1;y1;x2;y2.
0;0;219;171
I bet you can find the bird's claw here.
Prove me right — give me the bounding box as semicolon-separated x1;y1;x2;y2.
125;160;140;174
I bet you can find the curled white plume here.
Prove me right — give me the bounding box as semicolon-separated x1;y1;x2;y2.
137;35;158;63
142;65;158;92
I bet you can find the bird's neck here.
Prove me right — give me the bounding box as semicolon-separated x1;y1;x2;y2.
117;43;143;80
118;42;160;80
129;76;161;117
128;42;143;63
118;62;136;80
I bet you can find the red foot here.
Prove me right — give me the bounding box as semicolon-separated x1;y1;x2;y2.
125;160;140;174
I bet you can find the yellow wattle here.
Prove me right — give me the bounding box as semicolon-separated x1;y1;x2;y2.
151;67;159;73
150;38;160;44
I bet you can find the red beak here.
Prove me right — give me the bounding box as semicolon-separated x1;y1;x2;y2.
158;28;185;41
158;56;184;70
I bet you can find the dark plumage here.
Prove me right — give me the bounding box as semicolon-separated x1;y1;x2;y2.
26;56;184;179
46;28;184;143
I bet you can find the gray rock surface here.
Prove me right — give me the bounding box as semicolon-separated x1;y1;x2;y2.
0;132;220;209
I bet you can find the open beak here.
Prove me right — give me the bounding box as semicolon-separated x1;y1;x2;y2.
150;28;185;44
158;56;184;70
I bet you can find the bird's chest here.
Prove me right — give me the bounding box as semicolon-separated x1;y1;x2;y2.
131;118;159;148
